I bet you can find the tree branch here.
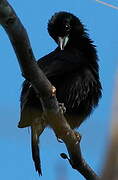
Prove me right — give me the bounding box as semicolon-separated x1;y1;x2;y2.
0;1;99;179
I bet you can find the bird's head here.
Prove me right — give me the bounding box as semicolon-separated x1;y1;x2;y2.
48;11;84;50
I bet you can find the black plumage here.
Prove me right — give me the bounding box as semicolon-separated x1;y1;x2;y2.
18;11;102;175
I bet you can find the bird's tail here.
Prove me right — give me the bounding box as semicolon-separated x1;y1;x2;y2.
31;126;42;176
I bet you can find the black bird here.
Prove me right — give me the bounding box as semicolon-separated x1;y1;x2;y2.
18;12;102;175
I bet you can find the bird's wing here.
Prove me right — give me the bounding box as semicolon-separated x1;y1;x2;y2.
18;80;43;128
37;49;82;78
18;50;58;128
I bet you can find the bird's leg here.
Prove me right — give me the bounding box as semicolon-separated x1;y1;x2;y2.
31;117;46;176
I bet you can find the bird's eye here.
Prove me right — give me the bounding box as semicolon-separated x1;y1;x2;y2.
65;24;71;32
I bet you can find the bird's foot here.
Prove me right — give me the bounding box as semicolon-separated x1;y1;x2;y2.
59;103;66;114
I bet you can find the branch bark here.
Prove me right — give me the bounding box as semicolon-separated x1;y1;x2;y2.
0;1;99;179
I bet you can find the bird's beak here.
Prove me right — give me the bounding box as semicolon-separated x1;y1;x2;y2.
58;36;69;50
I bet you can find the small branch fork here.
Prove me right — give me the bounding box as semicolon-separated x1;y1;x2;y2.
0;1;99;179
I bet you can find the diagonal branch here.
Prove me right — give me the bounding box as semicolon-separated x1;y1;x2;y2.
0;0;99;179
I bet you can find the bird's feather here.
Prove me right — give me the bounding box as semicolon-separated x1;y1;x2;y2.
19;47;101;128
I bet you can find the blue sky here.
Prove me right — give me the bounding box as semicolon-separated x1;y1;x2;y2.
0;0;118;180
